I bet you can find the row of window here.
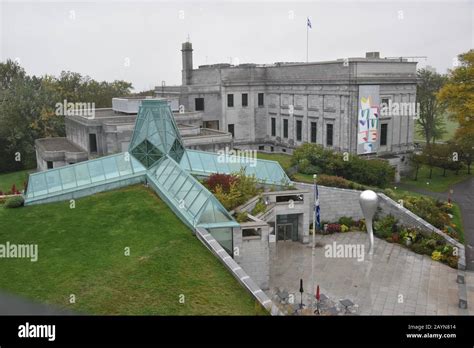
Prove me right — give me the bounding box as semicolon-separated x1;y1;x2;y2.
227;93;264;108
194;94;265;111
271;118;333;145
269;118;389;146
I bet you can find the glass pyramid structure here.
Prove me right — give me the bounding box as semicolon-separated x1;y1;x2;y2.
24;99;291;253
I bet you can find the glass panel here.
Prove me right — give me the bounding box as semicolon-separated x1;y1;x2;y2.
169;172;186;196
60;166;77;190
31;174;48;197
74;162;91;187
161;165;179;187
45;170;62;193
175;179;193;201
117;154;133;176
102;156;119;180
188;191;209;216
182;184;200;212
208;228;233;255
157;160;175;185
88;160;105;183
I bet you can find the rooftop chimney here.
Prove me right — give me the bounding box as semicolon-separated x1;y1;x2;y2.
181;42;193;86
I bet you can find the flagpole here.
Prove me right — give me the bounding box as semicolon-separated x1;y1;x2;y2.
306;18;309;63
311;173;317;311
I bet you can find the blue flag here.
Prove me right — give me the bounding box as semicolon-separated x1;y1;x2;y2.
314;180;320;229
307;17;312;29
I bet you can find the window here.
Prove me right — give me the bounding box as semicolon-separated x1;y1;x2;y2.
283;119;288;138
381;98;390;106
296;120;302;141
271;146;274;152
326;124;333;146
259;145;264;151
381;123;388;146
203;120;219;130
227;94;234;107
228;124;234;137
47;161;53;169
89;134;98;153
242;93;248;107
258;93;264;107
311;122;317;143
195;98;204;111
271;118;276;137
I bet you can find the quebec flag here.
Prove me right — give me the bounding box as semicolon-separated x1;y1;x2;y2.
314;180;320;229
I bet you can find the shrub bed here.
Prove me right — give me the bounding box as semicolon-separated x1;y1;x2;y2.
319;215;459;269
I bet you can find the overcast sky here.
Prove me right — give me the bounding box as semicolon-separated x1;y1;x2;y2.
1;0;472;91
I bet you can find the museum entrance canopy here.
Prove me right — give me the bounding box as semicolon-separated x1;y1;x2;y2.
25;99;289;250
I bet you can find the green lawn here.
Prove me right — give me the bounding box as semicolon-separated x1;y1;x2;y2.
401;165;472;192
0;185;265;315
0;169;33;193
257;152;293;170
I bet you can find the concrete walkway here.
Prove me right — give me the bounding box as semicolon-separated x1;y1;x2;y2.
268;232;468;315
398;177;474;270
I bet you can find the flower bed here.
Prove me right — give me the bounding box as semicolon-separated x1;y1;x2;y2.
318;215;459;269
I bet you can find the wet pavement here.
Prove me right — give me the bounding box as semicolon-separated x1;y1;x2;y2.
268;233;470;315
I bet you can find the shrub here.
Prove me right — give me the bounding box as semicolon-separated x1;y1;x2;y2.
411;242;433;256
205;173;237;193
235;211;248;223
316;174;368;190
326;223;341;233
210;170;261;210
251;200;267;216
446;255;459;268
340;224;349;232
374;215;397;239
431;250;442;261
4;196;24;208
422;238;438;252
338;216;355;227
293;143;395;188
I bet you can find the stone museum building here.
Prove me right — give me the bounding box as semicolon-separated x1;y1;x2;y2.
158;42;417;160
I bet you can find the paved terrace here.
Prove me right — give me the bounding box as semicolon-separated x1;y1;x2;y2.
268;232;473;315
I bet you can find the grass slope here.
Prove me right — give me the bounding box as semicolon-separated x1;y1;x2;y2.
0;185;265;315
0;169;32;193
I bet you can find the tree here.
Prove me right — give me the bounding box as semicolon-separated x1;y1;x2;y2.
437;50;474;139
453;130;474;174
416;69;447;145
0;60;133;173
410;152;424;181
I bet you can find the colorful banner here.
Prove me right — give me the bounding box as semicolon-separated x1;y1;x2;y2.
357;85;380;154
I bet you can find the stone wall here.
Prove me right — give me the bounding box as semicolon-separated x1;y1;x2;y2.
233;219;270;290
294;182;364;223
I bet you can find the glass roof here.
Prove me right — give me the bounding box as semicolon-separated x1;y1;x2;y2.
147;157;238;229
129;99;189;168
25;152;146;202
181;149;291;186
